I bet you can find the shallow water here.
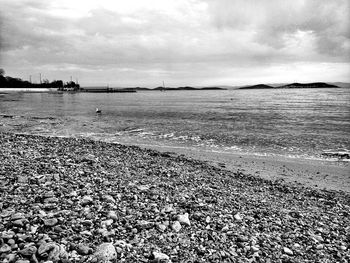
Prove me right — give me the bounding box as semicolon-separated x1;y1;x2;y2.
0;88;349;161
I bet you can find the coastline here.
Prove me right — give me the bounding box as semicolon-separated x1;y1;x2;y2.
126;144;350;193
0;132;349;262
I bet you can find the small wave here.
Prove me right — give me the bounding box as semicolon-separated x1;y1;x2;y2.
321;150;350;160
125;128;144;133
159;133;174;139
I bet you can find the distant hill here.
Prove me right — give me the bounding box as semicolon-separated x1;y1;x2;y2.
329;82;350;88
153;86;226;91
278;82;338;88
239;84;274;90
238;82;339;90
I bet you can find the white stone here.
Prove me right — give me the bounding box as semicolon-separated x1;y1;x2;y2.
81;196;93;205
234;213;242;221
153;251;170;262
107;211;118;221
172;221;181;232
93;243;117;262
177;213;190;226
283;247;293;255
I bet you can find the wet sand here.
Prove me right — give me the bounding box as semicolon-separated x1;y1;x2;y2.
130;144;350;193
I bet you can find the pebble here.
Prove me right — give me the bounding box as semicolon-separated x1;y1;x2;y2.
75;244;92;255
283;247;293;255
43;218;58;227
234;213;243;221
81;196;93;205
316;244;324;250
107;211;118;221
178;213;191;226
19;246;37;256
153;251;170;262
0;244;12;253
93;243;117;262
38;242;68;261
157;223;167;232
172;221;182;232
251;246;259;252
11;213;25;221
102;195;115;203
5;253;16;263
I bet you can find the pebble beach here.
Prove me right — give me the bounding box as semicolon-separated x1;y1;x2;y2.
0;132;349;262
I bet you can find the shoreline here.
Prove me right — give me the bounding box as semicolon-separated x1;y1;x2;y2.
108;142;350;193
4;131;350;193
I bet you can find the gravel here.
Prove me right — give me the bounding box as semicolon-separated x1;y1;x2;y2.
0;132;349;262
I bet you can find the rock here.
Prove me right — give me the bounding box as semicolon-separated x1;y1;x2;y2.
137;185;150;192
107;211;118;221
157;224;167;232
316;244;324;250
12;219;26;227
1;231;15;239
19;246;37;256
177;213;190;226
162;204;174;213
293;243;301;249
43;218;58;227
11;213;25;221
5;253;17;263
38;242;68;262
0;244;12;253
75;244;92;255
102;195;115;204
172;221;181;232
137;220;154;230
81;196;93;205
93;243;117;262
251;246;259;252
283;247;293;255
101;219;113;228
237;236;249;242
234;213;242;221
153;251;170;262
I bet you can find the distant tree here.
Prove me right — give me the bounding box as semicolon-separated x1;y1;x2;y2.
0;71;79;90
64;81;80;91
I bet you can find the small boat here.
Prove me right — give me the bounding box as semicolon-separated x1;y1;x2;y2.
96;108;101;114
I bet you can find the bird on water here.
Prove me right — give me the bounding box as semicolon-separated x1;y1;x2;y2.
96;108;101;114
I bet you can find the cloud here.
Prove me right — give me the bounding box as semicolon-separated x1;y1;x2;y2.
206;0;350;59
0;0;349;85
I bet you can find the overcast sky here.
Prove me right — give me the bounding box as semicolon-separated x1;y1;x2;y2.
1;0;349;87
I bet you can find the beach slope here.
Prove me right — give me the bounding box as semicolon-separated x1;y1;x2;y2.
0;133;349;262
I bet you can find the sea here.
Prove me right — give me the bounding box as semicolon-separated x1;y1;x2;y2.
0;88;349;162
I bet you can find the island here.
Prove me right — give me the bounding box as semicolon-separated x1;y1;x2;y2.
239;82;339;90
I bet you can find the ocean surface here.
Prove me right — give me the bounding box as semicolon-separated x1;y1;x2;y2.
0;88;349;161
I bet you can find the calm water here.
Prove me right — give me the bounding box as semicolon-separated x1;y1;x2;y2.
1;88;349;161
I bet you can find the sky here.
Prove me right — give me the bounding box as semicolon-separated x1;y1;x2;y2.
0;0;349;87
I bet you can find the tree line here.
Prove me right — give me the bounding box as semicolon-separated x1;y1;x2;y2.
0;69;80;90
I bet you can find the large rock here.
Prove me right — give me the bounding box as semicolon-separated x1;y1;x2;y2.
153;251;170;262
38;242;68;262
177;213;190;226
93;243;117;262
